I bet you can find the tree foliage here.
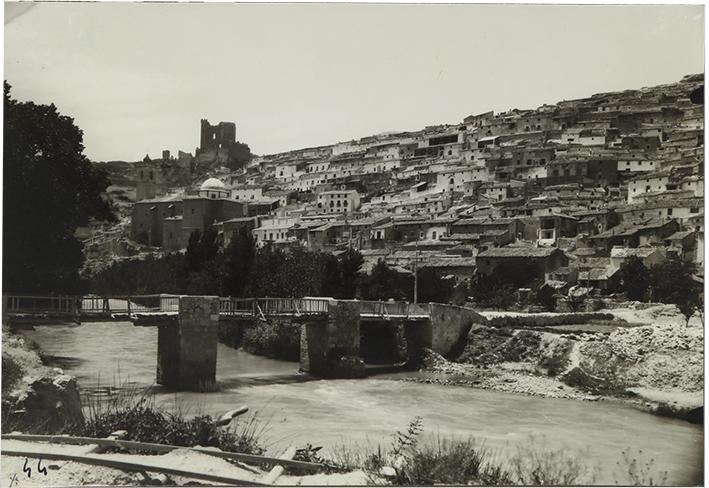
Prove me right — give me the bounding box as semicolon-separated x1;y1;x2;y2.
226;142;254;170
617;257;651;301
4;82;115;293
648;257;703;325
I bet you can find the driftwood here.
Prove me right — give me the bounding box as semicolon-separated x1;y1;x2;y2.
2;448;268;486
2;434;324;472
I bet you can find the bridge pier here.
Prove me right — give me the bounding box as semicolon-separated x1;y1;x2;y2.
157;296;219;390
300;299;365;378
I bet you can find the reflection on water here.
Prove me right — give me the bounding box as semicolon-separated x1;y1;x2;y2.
19;322;704;485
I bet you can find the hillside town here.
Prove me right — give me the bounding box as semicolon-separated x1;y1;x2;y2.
89;73;703;298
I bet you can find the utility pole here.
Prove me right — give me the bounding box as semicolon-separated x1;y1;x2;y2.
413;238;419;304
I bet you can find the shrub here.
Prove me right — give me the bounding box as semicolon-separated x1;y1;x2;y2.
241;320;301;361
1;353;24;395
81;386;265;454
509;436;598;485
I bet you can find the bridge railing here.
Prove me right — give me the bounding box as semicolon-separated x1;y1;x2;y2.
4;295;433;320
219;297;330;316
358;300;431;318
80;295;180;314
4;295;78;315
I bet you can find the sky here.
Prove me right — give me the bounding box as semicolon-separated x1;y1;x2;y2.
4;2;705;162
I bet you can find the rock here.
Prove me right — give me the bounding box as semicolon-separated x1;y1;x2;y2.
503;378;517;383
6;373;84;432
379;466;397;478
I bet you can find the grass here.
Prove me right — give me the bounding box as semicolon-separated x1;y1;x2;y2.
79;383;267;454
299;419;679;486
614;449;669;486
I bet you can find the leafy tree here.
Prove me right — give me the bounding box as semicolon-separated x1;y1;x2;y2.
179;227;222;294
360;260;413;301
4;82;115;293
226;142;253;170
649;257;703;325
469;273;515;309
535;284;557;312
319;254;342;298
222;227;256;297
339;248;364;299
416;268;454;304
617;257;651;301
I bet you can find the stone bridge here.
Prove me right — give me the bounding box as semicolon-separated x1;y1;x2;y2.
3;294;487;390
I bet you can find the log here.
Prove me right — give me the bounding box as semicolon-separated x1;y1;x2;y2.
2;448;267;486
1;434;324;472
259;446;297;485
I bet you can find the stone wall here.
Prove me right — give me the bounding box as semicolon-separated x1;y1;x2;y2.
300;300;365;378
429;303;488;359
156;296;219;390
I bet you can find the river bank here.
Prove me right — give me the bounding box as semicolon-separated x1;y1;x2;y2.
4;314;703;485
404;303;703;423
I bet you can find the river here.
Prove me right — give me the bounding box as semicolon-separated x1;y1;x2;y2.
19;321;703;485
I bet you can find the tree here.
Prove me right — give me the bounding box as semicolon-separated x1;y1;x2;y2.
535;284;557;312
617;256;651;301
468;272;515;309
222;227;256;297
179;227;222;295
416;268;454;304
226;142;254;170
649;257;703;326
4;82;115;293
360;260;412;301
339;248;364;299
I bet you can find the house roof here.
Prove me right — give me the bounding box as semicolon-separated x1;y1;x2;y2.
578;267;619;281
610;247;663;259
420;257;477;268
666;231;694;241
477;246;563;258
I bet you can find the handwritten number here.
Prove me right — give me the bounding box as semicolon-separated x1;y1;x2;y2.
22;458;32;477
37;459;48;476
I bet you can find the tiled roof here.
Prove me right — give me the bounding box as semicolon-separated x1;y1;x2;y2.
478;246;562;258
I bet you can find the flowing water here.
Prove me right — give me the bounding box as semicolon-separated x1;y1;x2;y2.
19;322;703;484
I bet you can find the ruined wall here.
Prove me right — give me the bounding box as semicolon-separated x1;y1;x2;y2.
428;303;488;359
200;120;236;153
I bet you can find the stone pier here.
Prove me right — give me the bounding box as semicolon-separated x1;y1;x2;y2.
157;296;219;390
300;299;365;378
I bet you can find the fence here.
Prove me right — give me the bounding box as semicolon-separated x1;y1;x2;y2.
219;297;330;316
4;295;432;320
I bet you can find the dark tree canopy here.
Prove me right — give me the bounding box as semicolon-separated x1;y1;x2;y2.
4;82;115;293
226;142;254;170
617;256;651;301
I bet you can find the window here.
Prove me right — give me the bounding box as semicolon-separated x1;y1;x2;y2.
432;231;437;239
690;207;699;213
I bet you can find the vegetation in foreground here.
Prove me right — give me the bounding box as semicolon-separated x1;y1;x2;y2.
2;376;682;485
295;417;675;486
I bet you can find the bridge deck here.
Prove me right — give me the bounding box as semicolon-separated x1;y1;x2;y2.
4;295;434;325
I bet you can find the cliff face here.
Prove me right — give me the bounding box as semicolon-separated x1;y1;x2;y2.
2;329;84;433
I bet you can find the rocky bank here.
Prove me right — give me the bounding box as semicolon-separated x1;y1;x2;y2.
407;303;703;422
2;328;84;433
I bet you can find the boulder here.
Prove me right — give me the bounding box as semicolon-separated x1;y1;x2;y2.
7;373;84;433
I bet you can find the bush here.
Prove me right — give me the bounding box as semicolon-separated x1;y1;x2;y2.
323;419;599;486
241;320;301;361
1;353;24;395
81;386;265;454
509;436;598;485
